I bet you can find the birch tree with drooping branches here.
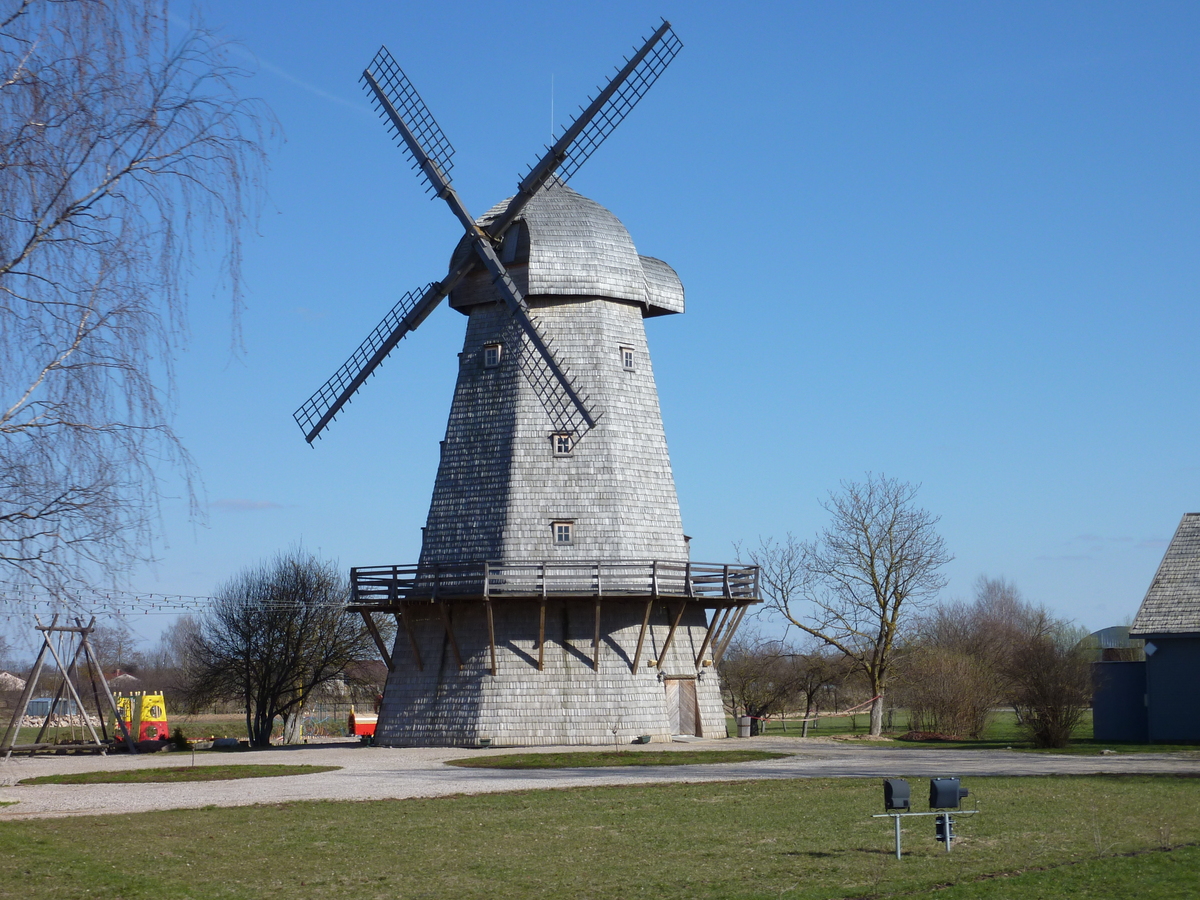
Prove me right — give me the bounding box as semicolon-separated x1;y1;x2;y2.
0;0;269;599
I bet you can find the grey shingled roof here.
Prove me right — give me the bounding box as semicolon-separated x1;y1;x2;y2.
1130;513;1200;636
450;180;684;317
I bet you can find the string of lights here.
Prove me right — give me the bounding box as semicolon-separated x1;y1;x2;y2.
0;581;350;620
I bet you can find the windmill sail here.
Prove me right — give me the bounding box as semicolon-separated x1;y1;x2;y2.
488;20;683;238
362;47;455;195
548;20;681;184
294;282;442;442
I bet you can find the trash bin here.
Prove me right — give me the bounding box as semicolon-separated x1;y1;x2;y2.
738;716;752;738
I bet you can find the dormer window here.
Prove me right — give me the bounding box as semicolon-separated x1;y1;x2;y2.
483;343;502;368
552;433;573;456
552;521;574;544
620;346;635;371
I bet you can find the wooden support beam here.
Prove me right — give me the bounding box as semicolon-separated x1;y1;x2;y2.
485;600;497;676
361;611;394;671
713;605;744;663
395;610;423;671
33;623;94;634
438;601;463;670
3;620;54;758
537;601;546;672
592;598;602;672
714;605;749;664
706;606;734;663
80;620;136;753
631;598;654;674
657;601;688;667
694;605;726;668
34;632;90;747
77;618;111;744
2;619;61;758
36;620;106;750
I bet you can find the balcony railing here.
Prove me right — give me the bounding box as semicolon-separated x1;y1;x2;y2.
350;559;759;607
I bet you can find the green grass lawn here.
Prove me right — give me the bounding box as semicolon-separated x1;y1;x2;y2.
446;749;790;768
731;708;1074;741
1;775;1197;899
733;709;1200;754
18;764;340;785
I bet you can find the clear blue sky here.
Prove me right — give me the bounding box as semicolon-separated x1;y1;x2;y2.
118;1;1197;644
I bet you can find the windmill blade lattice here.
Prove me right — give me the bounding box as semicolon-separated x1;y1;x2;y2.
294;282;438;442
360;53;600;438
363;47;455;195
486;20;681;238
499;310;598;441
550;21;682;184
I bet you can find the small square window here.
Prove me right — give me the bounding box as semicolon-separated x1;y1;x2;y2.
620;346;635;371
553;521;573;544
483;344;502;368
552;433;573;456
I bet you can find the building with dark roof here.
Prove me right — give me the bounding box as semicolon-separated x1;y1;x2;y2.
1115;513;1200;742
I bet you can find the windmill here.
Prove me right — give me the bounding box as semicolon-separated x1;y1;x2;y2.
296;20;760;746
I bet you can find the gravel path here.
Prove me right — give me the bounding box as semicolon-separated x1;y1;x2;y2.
2;737;1197;821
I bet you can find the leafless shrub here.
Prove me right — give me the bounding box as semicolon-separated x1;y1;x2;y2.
1007;621;1092;748
895;647;999;738
907;576;1092;747
719;632;851;736
719;633;806;736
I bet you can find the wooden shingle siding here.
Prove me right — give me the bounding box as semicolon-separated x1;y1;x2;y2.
1131;513;1200;636
420;294;687;564
375;600;726;747
639;255;685;316
449;181;684;317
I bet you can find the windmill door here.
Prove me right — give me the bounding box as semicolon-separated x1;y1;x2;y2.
665;678;700;736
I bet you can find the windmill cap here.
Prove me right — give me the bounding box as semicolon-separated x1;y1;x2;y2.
449;180;684;317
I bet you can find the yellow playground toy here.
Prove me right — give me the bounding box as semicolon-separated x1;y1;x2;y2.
112;692;169;743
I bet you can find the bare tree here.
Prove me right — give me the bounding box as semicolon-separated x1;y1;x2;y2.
745;475;952;735
0;0;268;599
894;646;999;738
719;633;807;736
141;614;201;697
0;629;12;671
185;551;379;747
790;643;848;737
86;620;143;674
897;577;1027;738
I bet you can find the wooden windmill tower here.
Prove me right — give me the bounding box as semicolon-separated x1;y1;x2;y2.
295;21;759;746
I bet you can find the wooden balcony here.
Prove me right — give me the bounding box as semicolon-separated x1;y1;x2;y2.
347;560;760;676
349;559;760;608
